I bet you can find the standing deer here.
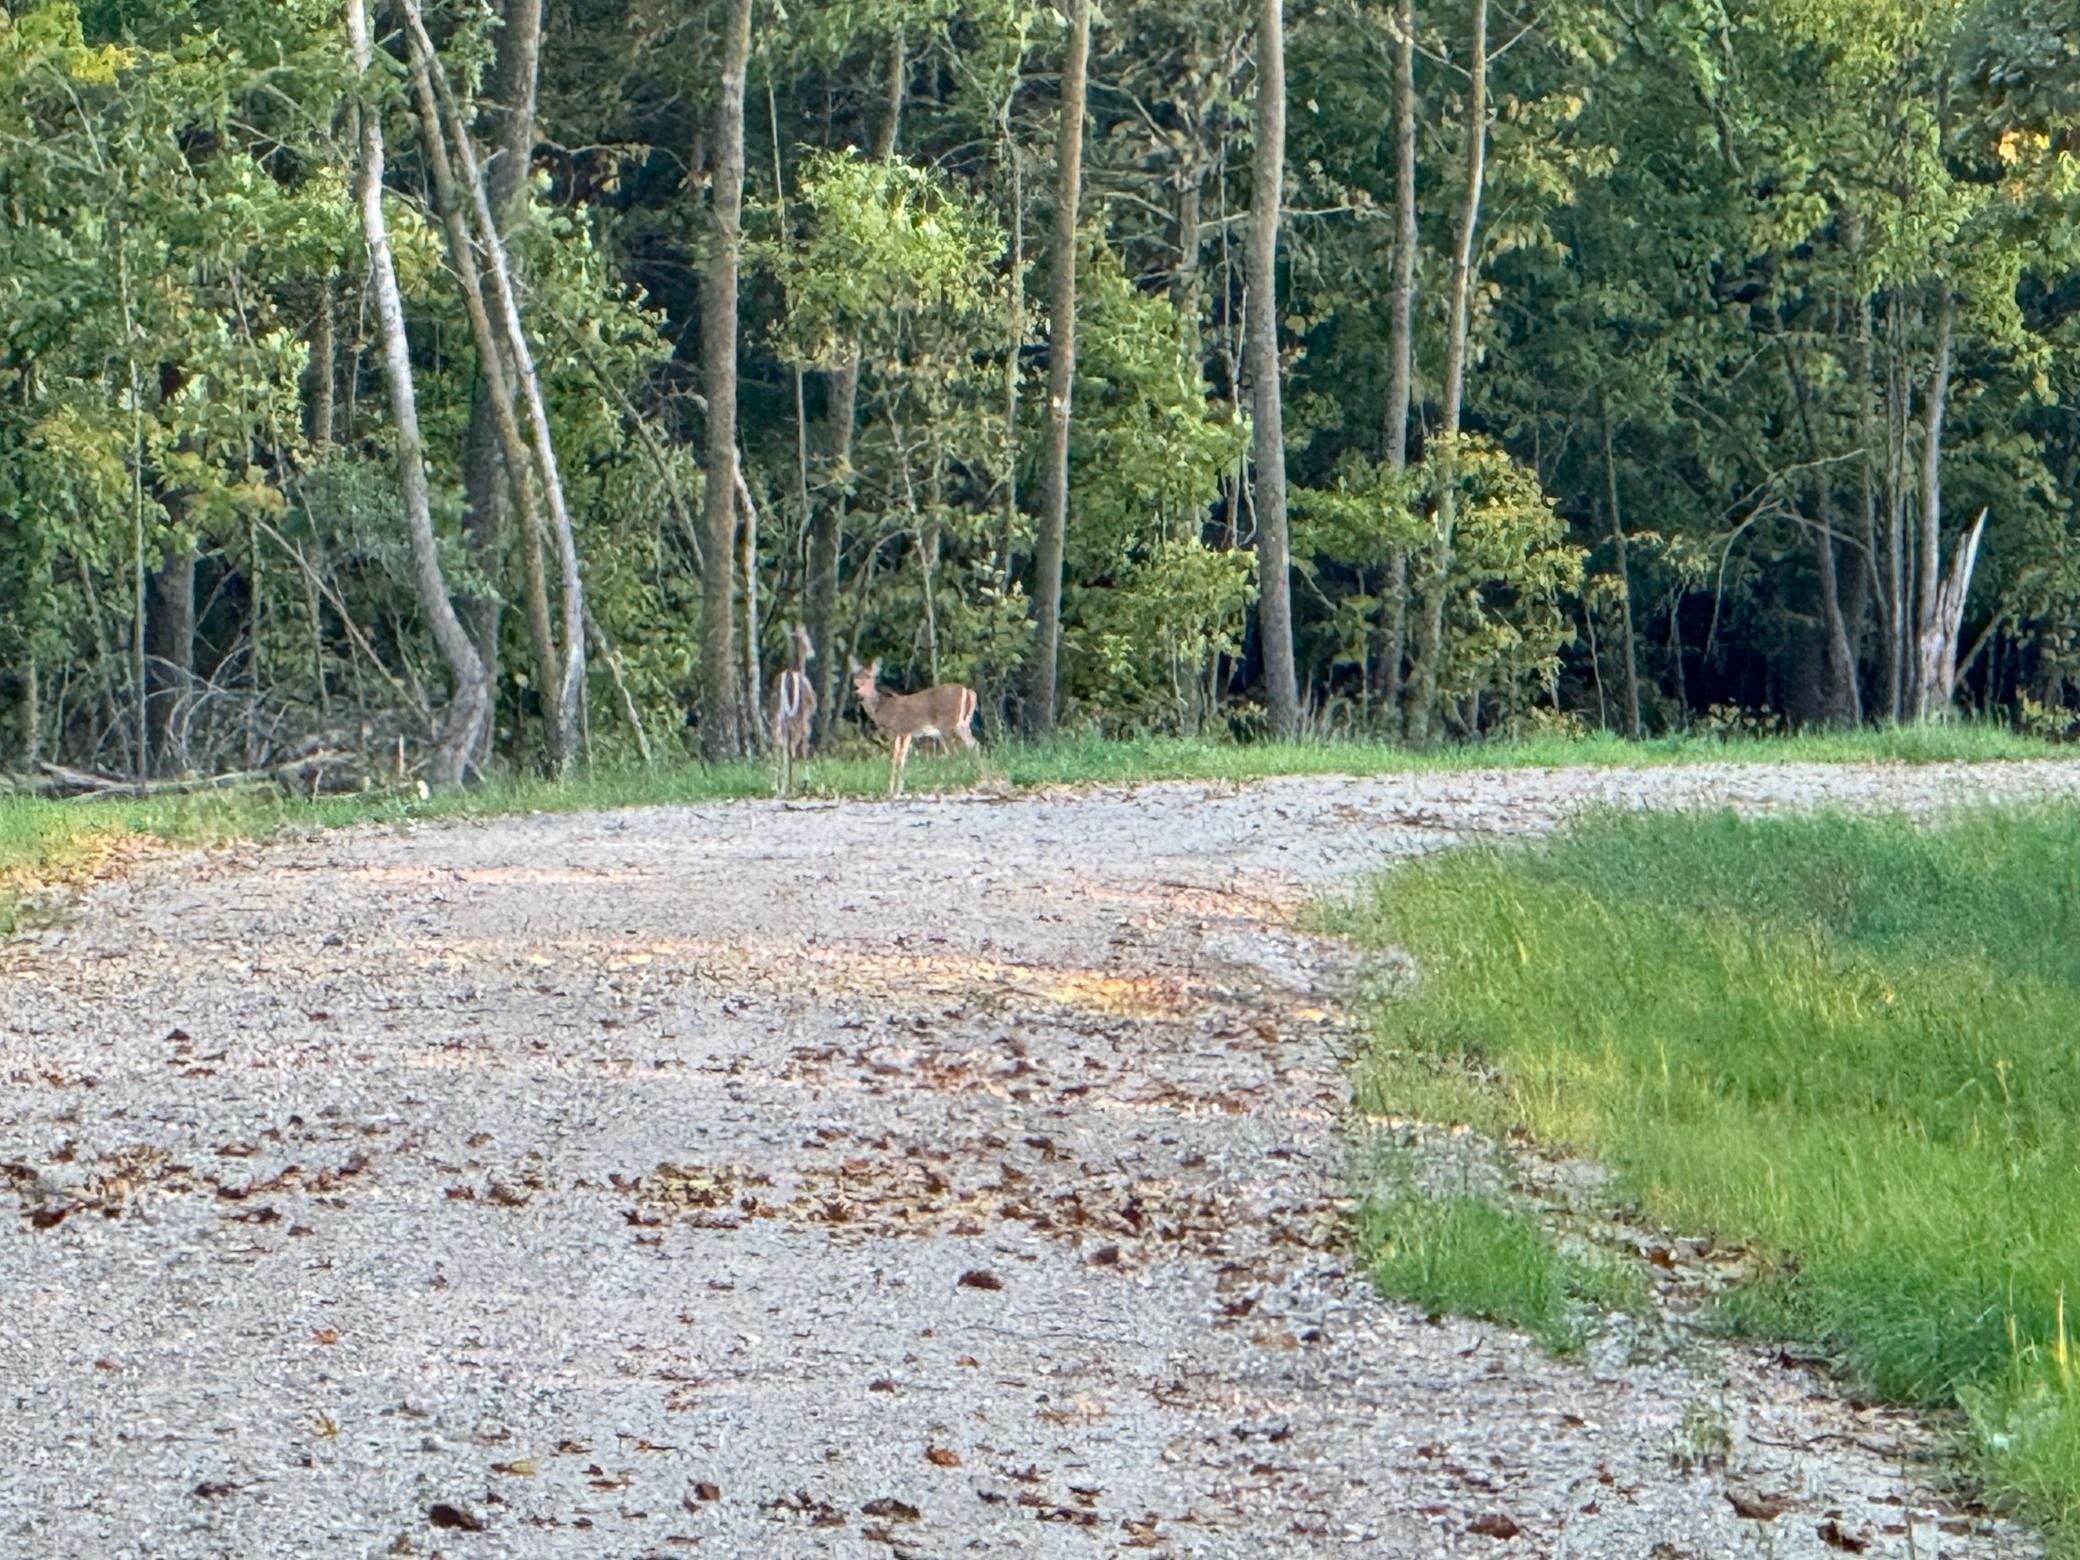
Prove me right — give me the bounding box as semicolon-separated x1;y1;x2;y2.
849;656;978;798
769;623;816;797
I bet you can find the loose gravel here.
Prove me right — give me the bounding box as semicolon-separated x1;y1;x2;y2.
6;759;2079;1559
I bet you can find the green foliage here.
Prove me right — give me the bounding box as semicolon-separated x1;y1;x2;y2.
1332;806;2080;1546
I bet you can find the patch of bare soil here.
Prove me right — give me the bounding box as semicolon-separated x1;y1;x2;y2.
4;760;2075;1558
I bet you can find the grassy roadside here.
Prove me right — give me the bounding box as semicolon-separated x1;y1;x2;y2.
1327;804;2080;1550
0;723;2061;933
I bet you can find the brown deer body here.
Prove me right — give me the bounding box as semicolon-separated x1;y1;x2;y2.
849;656;978;797
769;624;816;796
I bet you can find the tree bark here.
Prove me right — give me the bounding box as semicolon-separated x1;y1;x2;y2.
1600;398;1642;737
307;276;336;452
1375;0;1417;736
346;0;491;784
700;0;754;759
1025;0;1090;739
1247;0;1299;738
405;0;586;772
1912;290;1953;719
146;550;194;775
1403;0;1486;744
402;25;563;766
456;0;544;684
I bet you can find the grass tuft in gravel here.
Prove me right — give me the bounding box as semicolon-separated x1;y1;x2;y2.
1330;803;2080;1550
1356;1187;1642;1354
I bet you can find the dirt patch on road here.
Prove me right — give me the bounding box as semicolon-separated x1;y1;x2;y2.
3;761;2075;1557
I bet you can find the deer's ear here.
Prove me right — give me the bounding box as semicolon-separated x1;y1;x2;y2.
866;658;881;678
848;656;863;675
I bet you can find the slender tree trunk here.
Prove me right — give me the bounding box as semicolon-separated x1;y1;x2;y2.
806;30;906;742
1404;0;1486;744
1599;398;1642;737
403;28;562;765
1912;290;1952;718
1884;295;1908;720
1377;0;1417;736
19;659;38;766
405;0;585;772
346;0;491;784
1383;0;1417;472
307;276;337;451
146;550;194;775
1248;0;1300;737
1025;0;1090;739
994;94;1026;588
456;0;543;699
1814;486;1862;725
1855;283;1897;722
700;0;754;759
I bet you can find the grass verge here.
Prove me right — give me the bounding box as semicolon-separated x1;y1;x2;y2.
0;722;2060;933
1325;804;2080;1549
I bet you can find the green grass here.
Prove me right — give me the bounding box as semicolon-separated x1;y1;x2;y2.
1326;804;2080;1548
0;724;2059;933
1356;1184;1643;1353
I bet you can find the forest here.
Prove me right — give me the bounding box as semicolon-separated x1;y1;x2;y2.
2;0;2077;786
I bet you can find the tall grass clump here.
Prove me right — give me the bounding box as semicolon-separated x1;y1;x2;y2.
1329;804;2080;1545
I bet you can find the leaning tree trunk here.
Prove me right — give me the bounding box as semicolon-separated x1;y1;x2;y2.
699;0;754;760
403;22;562;771
1248;0;1300;739
403;0;586;772
1403;0;1487;745
457;0;544;683
1025;0;1090;740
346;0;491;784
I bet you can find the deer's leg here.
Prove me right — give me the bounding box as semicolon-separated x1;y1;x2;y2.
891;733;909;797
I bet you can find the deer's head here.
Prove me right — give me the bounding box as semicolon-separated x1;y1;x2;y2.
849;657;882;708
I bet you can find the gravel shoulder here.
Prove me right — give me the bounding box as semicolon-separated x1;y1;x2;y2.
5;760;2078;1559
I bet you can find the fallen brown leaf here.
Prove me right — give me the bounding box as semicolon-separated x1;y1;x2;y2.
1816;1519;1870;1553
1468;1512;1522;1539
1727;1488;1791;1521
956;1268;1003;1291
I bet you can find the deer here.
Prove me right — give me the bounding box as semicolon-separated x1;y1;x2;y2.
769;623;816;797
848;655;978;798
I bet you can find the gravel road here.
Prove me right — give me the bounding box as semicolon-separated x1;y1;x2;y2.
6;759;2078;1560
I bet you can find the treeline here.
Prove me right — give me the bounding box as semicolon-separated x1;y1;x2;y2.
1;0;2076;784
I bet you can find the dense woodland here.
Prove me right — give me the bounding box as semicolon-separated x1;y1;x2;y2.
2;0;2077;784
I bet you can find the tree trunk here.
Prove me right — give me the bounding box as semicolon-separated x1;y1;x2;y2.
1025;0;1090;739
1599;400;1643;737
405;0;585;772
699;0;754;760
402;24;563;766
19;659;38;766
1403;0;1486;744
1911;290;1953;719
1855;283;1898;723
1247;0;1299;738
146;550;194;775
455;0;542;702
307;276;336;451
1376;0;1417;736
346;0;491;784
